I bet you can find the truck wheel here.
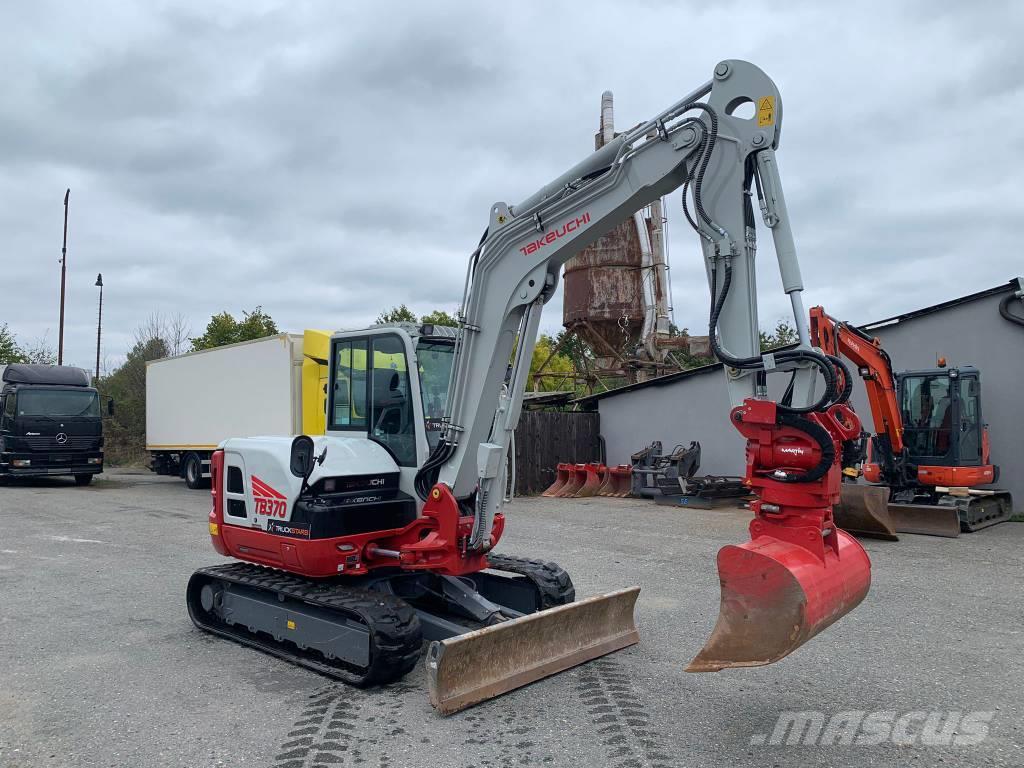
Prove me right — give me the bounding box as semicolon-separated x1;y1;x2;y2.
184;453;209;490
74;474;94;486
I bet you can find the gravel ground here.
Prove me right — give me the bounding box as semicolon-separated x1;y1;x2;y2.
1;468;1022;768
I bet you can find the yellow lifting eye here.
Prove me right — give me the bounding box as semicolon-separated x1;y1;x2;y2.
431;488;441;500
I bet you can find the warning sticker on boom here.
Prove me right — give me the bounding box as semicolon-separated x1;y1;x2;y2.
757;96;775;127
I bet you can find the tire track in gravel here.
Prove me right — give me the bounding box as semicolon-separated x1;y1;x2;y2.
574;659;674;768
272;685;362;768
272;678;559;768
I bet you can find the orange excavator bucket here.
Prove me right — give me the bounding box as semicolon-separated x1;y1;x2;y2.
687;522;871;672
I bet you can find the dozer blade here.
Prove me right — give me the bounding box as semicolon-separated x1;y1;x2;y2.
834;485;899;540
888;503;961;538
687;529;870;672
427;587;640;715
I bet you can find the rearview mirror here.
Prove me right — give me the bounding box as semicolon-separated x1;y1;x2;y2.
290;435;316;478
107;399;115;416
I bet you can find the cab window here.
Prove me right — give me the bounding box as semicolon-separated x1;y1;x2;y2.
369;335;416;466
1;393;13;429
329;339;368;430
901;375;952;459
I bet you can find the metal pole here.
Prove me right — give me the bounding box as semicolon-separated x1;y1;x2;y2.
58;188;70;366
94;273;103;380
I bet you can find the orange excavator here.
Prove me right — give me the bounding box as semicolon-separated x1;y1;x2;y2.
810;306;1013;538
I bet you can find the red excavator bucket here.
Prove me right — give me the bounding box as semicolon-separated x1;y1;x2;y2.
573;463;604;498
596;466;617;496
541;463;571;497
556;464;587;497
611;465;633;497
687;524;871;672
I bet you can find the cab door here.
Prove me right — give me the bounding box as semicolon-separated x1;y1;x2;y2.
952;373;982;466
899;373;954;466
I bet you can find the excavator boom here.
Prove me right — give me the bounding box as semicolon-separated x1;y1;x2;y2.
422;60;872;705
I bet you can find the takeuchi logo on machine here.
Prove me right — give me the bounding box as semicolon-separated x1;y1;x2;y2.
519;212;591;256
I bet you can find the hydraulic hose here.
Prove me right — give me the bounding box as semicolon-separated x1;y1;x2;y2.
826;354;853;404
708;261;837;414
774;412;835;484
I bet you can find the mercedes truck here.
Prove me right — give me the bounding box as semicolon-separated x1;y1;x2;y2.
0;364;107;485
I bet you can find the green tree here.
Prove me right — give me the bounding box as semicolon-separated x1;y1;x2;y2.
528;334;577;392
190;306;278;351
373;306;581;393
376;304;418;324
97;334;170;464
760;320;799;351
20;334;56;365
419;309;458;327
0;324;26;364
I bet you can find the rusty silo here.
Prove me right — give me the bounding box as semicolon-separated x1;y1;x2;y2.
563;91;647;375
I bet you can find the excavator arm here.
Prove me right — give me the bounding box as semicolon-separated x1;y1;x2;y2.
809;306;905;476
416;60;871;689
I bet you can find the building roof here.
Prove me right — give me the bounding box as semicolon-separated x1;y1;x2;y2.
575;277;1022;406
861;277;1022;332
575;359;726;406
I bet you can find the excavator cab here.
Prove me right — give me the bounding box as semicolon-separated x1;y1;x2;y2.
898;367;984;470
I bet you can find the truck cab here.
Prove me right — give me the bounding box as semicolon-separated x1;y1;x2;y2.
0;364;106;485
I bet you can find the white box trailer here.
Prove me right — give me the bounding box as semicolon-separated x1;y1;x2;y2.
146;333;328;488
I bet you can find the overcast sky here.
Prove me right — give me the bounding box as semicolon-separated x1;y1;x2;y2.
3;1;1022;371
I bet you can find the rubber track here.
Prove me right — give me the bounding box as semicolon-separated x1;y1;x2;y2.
187;562;422;686
962;493;1014;532
485;554;576;609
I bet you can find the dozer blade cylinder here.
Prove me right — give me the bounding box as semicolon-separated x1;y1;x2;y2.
888;503;962;538
834;485;899;541
686;529;870;672
427;587;640;715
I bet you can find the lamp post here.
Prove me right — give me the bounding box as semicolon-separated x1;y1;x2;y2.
94;273;103;381
58;188;70;365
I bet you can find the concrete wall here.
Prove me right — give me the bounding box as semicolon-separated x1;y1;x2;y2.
598;365;745;474
596;288;1023;509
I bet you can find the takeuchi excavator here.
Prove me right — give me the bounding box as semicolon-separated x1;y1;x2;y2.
810;306;1014;538
187;60;873;714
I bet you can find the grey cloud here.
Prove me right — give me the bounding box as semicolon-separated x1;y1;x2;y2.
2;1;1022;373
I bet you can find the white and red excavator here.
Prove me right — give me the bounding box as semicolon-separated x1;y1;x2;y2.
187;60;872;714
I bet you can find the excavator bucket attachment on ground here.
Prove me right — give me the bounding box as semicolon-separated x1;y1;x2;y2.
834;485;899;540
596;466;617;496
686;529;870;672
541;464;571;497
555;464;586;497
888;503;962;538
427;587;641;715
573;463;604;498
610;465;633;497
